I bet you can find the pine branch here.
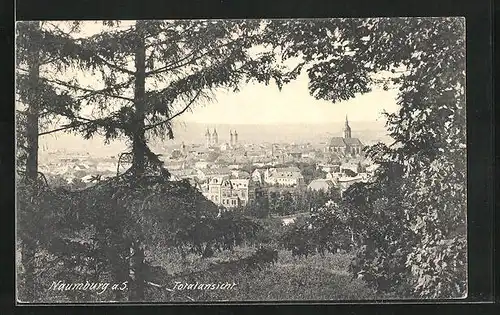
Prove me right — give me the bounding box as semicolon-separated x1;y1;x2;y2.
144;89;202;131
94;55;136;76
145;35;254;77
42;77;135;103
38;114;102;136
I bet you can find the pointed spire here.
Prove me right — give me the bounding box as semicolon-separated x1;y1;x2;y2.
343;114;351;138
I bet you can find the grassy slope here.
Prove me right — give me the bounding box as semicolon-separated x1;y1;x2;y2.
148;247;380;301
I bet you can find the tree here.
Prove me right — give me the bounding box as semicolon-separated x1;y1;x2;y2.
356;161;364;173
15;21;88;301
48;20;301;177
266;17;466;297
244;193;270;219
16;21;97;179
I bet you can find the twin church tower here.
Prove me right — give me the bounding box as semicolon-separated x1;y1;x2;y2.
205;128;238;148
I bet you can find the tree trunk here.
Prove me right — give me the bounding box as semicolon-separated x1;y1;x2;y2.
128;20;148;301
25;22;41;183
20;21;41;302
20;241;36;301
132;20;147;176
128;242;146;301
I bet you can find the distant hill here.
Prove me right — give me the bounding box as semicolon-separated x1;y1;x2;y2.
38;121;392;158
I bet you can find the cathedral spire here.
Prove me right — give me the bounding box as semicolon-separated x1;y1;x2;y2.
343;114;351;138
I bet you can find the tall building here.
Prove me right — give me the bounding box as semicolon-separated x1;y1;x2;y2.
234;130;238;146
212;128;218;146
205;127;219;148
205;128;211;148
343;115;352;138
230;130;234;147
326;115;363;155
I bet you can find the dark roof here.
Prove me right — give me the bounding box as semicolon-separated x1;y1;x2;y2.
344;138;363;146
328;137;363;147
329;137;347;147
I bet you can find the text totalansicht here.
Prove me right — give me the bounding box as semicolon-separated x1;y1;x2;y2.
173;281;237;291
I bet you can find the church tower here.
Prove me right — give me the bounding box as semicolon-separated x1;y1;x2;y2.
212;128;218;145
230;130;234;147
205;128;211;148
234;130;238;146
343;115;352;139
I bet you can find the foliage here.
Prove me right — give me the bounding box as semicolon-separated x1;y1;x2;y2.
293;162;325;184
268;17;466;298
243;193;270;218
280;201;353;257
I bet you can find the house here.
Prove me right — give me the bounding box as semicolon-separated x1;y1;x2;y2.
170;168;198;180
196;167;232;182
264;167;305;187
307;179;336;192
231;170;251;179
220;142;231;151
164;161;185;170
194;161;212;169
202;176;256;208
320;164;341;173
288;152;302;159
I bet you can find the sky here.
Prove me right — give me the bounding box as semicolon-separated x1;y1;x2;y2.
43;20;401;126
180;72;399;125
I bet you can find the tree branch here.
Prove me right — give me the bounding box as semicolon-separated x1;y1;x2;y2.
145;36;253;77
38;124;82;136
38;115;99;136
42;77;135;103
94;54;136;76
144;89;202;131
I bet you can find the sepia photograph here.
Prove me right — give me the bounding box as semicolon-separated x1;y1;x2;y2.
15;18;467;303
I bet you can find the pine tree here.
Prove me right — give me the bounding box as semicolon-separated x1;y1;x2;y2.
15;21;88;301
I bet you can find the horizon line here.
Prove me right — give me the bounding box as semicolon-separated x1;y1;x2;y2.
175;120;386;125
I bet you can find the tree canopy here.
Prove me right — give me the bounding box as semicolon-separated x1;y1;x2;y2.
272;17;466;298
